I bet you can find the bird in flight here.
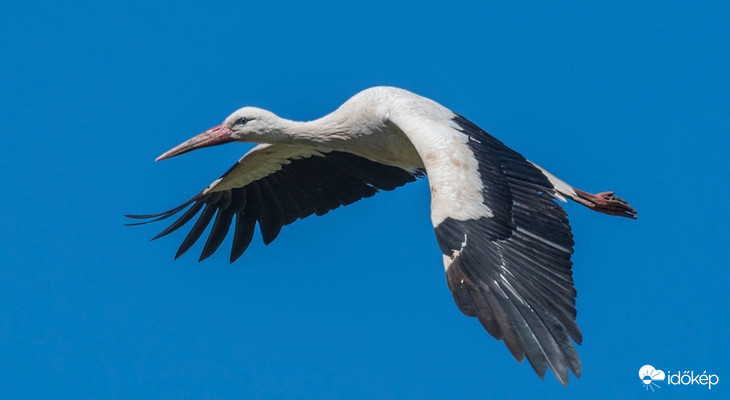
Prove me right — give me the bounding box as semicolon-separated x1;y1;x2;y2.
128;86;636;385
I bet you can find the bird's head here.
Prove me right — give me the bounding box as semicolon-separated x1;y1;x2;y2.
156;107;281;161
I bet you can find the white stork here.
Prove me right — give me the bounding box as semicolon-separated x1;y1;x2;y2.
128;86;636;385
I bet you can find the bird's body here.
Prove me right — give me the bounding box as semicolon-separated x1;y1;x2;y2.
129;86;636;385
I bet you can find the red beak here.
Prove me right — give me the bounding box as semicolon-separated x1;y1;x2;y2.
156;124;234;161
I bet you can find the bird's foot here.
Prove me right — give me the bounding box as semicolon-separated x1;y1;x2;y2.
573;188;637;219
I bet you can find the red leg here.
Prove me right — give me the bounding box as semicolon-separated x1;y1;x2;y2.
573;188;637;219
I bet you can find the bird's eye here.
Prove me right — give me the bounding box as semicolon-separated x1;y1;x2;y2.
234;117;250;125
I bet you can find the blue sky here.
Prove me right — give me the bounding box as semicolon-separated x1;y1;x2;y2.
1;1;728;398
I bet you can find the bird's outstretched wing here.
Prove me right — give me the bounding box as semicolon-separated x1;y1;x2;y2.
127;144;424;262
430;116;581;385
